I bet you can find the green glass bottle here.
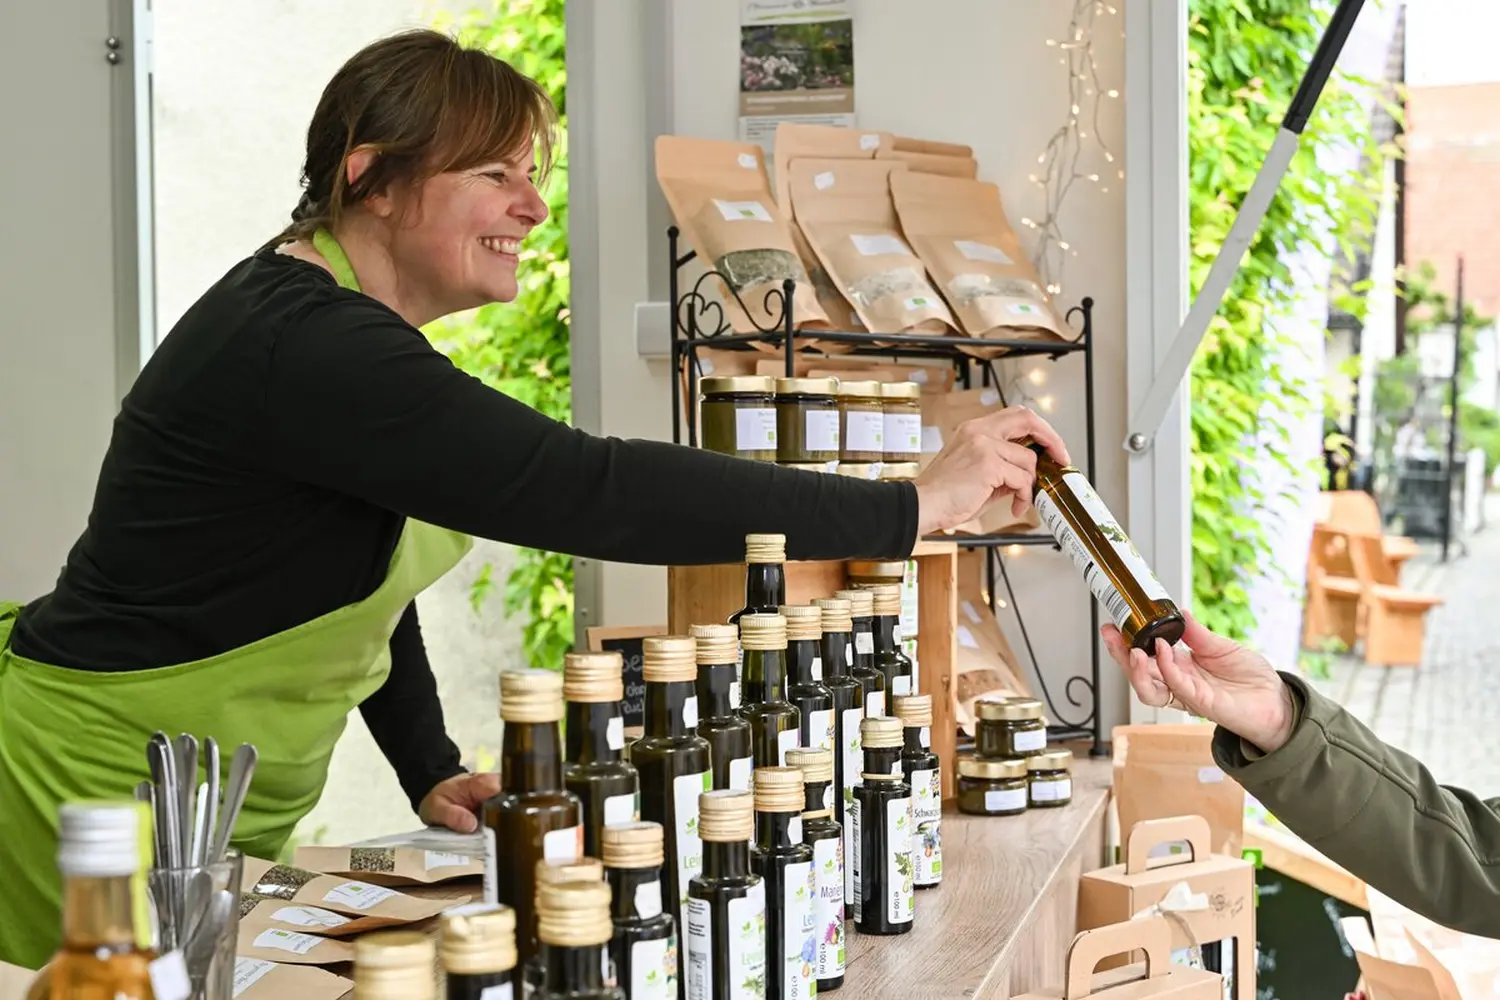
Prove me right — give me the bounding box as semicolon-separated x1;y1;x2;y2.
834;589;886;719
730;533;789;697
750;767;818;1000
868;584;915;698
850;717;913;936
737;613;802;769
781;604;835;759
685;790;768;1000
535;880;625;1000
813;596;863;921
564;651;640;858
784;747;844;992
602;821;678;1000
892;695;942;890
690;623;754;792
525;857;608;996
439;903;517;1000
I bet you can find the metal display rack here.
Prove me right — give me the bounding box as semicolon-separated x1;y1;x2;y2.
665;225;1107;754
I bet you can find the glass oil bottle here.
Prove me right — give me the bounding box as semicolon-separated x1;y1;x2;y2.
354;930;437;1000
526;857;610;997
564;651;640;858
851;717;913;936
731;534;788;625
685;790;768;1000
1028;441;1184;650
439;903;517;1000
834;589;885;719
631;635;713;960
813;597;862;921
869;584;914;698
737;613;802;768
784;748;844;993
535;880;625;1000
601;821;677;1000
749;768;817;1000
483;669;583;970
689;623;754;792
781;604;834;757
892;695;942;890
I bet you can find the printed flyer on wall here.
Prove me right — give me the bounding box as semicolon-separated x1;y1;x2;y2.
738;0;855;152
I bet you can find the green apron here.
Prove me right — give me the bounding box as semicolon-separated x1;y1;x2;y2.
0;229;473;969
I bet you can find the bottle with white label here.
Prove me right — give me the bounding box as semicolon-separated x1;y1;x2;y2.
689;623;754;792
737;613;802;769
892;695;942;890
535;881;625;1000
601;821;677;1000
955;758;1028;817
632;634;712;985
834;589;886;721
564;651;640;859
1027;441;1184;651
439;902;518;1000
686;791;767;1000
748;768;817;1000
781;604;834;757
783;748;844;992
852;718;914;936
813;596;863;921
974;697;1048;759
354;929;438;999
482;670;583;972
868;584;915;698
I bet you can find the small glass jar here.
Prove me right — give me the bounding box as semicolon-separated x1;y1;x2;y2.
956;756;1029;816
774;377;840;465
700;375;777;461
881;381;923;462
836;462;881;480
974;697;1047;758
880;462;920;483
1027;749;1074;808
838;380;886;463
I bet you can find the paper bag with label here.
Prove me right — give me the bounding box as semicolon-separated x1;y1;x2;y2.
241;857;455;923
1339;916;1463;1000
237;891;447;938
891;135;973;158
655;134;829;337
231;958;353;1000
1011;915;1222;999
1112;725;1245;859
236;907;358;967
877;148;979;178
789;157;957;337
292;845;485;886
1358;888;1500;999
918;388;1042;533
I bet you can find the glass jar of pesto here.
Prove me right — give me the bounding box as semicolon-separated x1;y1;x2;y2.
955;756;1029;816
974;697;1047;759
881;382;923;462
838;380;886;463
1026;748;1074;808
700;375;777;461
774;377;841;465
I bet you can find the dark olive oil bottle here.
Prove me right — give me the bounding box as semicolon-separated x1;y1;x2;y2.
851;717;913;936
892;695;942;890
482;669;584;971
781;604;835;759
813;597;863;920
835;589;886;719
737;613;802;769
750;767;818;1000
352;930;437;1000
784;747;844;992
525;857;609;997
631;634;713;997
730;533;789;695
690;622;754;792
602;821;678;1000
685;790;768;1000
439;902;518;1000
535;880;625;1000
869;584;915;698
564;651;640;858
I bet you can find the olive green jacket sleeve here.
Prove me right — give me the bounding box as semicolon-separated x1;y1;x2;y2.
1212;672;1500;937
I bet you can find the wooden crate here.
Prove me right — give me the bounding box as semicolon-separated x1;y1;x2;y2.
666;539;960;799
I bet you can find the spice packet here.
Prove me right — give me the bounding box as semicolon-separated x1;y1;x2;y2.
877;148;979;178
231;958;352;1000
891;134;973;158
888;170;1067;352
1111;725;1246;861
241;856;454;923
292;845;485;886
789;157;956;337
238;892;449;937
655;134;829;336
236;905;359;966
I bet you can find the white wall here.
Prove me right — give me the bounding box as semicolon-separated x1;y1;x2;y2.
1407;0;1500;88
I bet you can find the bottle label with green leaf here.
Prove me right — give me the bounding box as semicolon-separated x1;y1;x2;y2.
887;797;914;924
813;836;845;978
910;768;942;887
784;860;818;998
729;882;768;998
631;933;677;1000
673;771;712;909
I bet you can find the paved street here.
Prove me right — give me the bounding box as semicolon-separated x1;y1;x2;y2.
1304;495;1500;800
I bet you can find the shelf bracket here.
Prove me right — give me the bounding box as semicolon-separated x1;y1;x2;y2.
1123;0;1367;455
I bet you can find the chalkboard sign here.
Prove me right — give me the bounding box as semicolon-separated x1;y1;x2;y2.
1253;865;1366;998
585;625;667;731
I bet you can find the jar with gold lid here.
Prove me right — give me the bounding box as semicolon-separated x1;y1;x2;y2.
879;462;920;483
838;380;886;463
1026;749;1073;808
955;757;1029;816
699;375;777;461
974;697;1047;759
881;381;922;462
774;377;840;465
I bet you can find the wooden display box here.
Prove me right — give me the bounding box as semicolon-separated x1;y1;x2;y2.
667;539;959;798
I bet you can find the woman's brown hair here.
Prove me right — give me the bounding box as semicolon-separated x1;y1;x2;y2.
267;28;557;248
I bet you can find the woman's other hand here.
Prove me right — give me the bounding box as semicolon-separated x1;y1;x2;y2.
1100;610;1298;753
914;405;1071;536
419;771;501;833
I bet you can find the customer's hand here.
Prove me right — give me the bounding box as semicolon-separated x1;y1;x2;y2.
914;405;1071;535
1101;610;1298;753
419;771;501;834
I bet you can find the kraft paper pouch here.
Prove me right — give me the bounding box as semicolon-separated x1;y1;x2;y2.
241;857;454;923
877;148;979;178
236;911;358;967
1111;725;1245;860
918;388;1041;533
889;170;1067;352
789;158;956;337
891;134;973;158
231;958;353;1000
655;134;829;337
292;845;485;886
237;892;451;937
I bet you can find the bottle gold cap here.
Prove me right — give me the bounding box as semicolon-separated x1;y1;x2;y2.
1027;749;1073;772
834;589;874;619
881;381;922;400
868;583;902;616
563;651;624;703
778;604;824;642
536;880;613;948
753;766;806;813
837;379;884;398
698;789;754;842
354;929;437;997
601;821;665;869
745;533;787;564
814;598;853;633
784;747;833;784
439;903;517;976
893;694;932;728
499;669;565;724
774;376;838;396
535;855;604;886
860;716;903;749
688;623;739;666
642;635;697;683
739;613;788;651
880;463;921;482
701;375;775;395
976;697;1045;722
847;560;905;581
958;756;1028;780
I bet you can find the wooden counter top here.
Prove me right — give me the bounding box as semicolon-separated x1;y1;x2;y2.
841;752;1113;999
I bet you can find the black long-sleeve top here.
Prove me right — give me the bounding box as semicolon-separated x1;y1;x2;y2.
12;247;918;811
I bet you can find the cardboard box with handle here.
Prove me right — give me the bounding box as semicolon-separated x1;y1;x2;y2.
1011;915;1222;999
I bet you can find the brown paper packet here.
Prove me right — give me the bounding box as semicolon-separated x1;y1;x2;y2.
891;135;973;158
788;158;956;337
241;857;454;923
1111;725;1245;859
231;958;352;1000
399;877;483;903
918;388;1041;533
237;891;458;938
889;170;1067;353
877;148;979;178
292;845;484;886
236;906;358;966
655;134;829;336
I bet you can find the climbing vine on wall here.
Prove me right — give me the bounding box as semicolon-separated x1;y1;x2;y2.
1187;0;1393;639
